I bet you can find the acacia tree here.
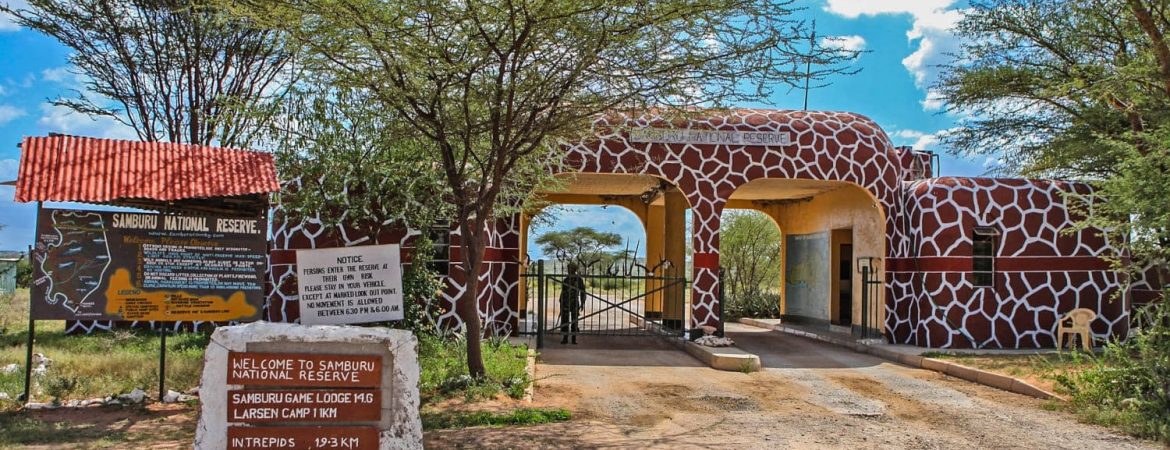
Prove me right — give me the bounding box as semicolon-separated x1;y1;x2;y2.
3;0;294;147
535;227;622;265
223;0;858;377
720;210;781;304
938;0;1170;178
939;0;1170;281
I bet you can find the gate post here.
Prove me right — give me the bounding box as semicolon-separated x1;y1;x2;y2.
536;260;545;349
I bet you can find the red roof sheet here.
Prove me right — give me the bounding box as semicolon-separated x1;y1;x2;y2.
14;135;279;203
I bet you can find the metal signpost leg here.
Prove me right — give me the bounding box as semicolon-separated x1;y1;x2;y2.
159;326;168;402
21;316;34;402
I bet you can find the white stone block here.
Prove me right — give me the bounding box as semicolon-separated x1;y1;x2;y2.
194;321;422;450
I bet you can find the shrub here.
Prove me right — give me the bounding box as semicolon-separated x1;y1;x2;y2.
417;333;530;403
723;293;780;320
1059;299;1170;443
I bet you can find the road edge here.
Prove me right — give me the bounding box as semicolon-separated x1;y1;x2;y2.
736;318;1065;401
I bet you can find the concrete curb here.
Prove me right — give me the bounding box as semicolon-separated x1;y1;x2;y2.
736;318;1064;401
524;348;537;402
683;341;762;372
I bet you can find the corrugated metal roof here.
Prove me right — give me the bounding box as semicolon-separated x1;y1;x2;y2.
14;135;279;203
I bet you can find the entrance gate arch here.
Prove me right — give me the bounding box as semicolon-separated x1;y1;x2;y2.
558;109;908;337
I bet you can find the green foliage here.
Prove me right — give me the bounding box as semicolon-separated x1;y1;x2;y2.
15;257;31;290
720;210;781;318
724;293;781;320
422;407;570;430
938;0;1168;178
385;235;446;336
535;227;622;265
417;333;530;403
1059;299;1170;443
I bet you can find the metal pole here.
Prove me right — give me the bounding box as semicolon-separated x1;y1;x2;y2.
861;265;869;339
536;260;545;349
22;202;43;403
159;327;168;402
21;314;34;402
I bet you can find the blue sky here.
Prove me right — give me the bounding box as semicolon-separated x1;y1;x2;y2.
0;0;981;254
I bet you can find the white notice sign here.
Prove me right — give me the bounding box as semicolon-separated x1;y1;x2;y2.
296;244;404;325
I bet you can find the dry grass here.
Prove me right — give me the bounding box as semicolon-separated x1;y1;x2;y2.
0;290;207;410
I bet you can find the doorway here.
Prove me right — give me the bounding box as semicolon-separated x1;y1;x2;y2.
837;244;853;326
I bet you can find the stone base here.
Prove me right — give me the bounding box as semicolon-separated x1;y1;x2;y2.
194;322;422;450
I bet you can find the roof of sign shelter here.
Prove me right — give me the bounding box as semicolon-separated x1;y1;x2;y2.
13;135;279;215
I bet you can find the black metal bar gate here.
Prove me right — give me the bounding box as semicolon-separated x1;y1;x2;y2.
519;259;688;348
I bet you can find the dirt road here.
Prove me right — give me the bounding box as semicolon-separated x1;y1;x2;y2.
427;323;1157;449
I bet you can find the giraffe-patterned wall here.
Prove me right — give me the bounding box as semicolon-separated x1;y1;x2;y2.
262;109;1137;348
890;178;1128;348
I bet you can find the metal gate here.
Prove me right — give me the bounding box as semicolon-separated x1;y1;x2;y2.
519;259;687;348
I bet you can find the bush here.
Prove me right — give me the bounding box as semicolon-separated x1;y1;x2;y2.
723;293;780;320
417;333;530;403
1058;299;1170;443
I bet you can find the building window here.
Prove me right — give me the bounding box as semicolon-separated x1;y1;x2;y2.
425;224;450;276
972;226;999;288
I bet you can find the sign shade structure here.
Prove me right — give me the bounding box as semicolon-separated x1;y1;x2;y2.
30;208;267;321
296;244;404;325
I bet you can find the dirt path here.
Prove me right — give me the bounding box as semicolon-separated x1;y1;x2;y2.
426;323;1158;449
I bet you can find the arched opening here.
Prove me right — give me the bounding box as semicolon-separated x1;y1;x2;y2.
518;173;694;343
718;209;783;321
725;178;886;337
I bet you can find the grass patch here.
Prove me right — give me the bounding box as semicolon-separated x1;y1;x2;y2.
2;289;533;409
422;407;570;430
923;351;1095;386
418;333;531;403
0;290;207;410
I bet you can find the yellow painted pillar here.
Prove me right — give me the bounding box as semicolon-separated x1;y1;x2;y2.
644;204;665;317
663;188;687;328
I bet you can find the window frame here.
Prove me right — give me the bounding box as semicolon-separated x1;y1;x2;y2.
971;226;999;288
426;223;450;277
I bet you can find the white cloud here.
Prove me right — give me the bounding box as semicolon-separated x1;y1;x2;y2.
0;104;25;126
0;0;29;32
820;35;867;53
822;0;955;19
37;103;138;140
891;128;943;150
0;158;18;180
824;0;964;112
41;66;74;83
921;89;947;111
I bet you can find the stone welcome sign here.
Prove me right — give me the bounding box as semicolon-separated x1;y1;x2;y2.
196;322;422;450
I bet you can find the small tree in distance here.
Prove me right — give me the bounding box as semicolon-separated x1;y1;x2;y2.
535;227;622;266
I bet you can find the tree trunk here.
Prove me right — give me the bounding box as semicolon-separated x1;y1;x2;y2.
458;215;488;379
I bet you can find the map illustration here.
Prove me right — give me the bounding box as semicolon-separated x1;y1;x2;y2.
31;208;268;322
35;210;112;317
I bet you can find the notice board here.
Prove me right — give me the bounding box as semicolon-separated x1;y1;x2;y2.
30;208;267;321
296;244;404;325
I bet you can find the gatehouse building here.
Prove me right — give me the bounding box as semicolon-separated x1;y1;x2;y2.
268;109;1156;349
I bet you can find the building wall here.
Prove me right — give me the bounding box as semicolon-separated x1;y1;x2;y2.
890;178;1127;348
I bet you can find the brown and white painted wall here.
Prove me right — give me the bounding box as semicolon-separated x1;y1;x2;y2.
258;109;1153;349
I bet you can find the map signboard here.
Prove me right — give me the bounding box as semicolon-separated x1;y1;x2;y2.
30;208;267;321
296;244;404;325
